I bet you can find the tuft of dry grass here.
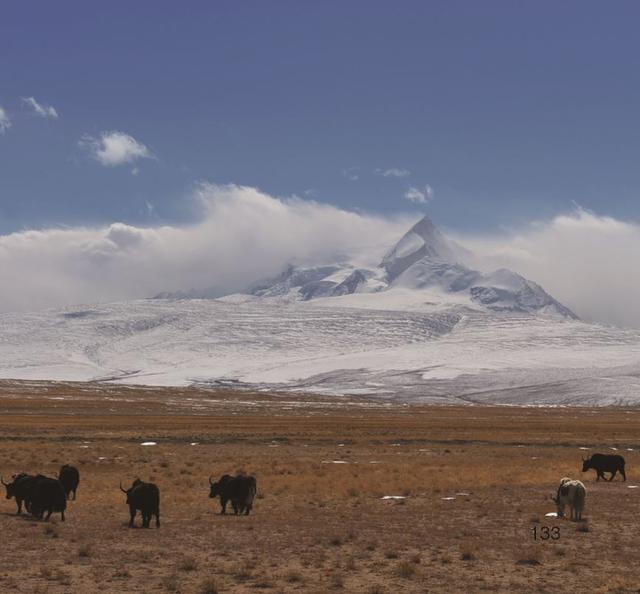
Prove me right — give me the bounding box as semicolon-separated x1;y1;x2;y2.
285;570;304;583
162;573;179;591
233;562;253;582
330;572;344;589
516;549;542;567
198;578;220;594
78;543;92;558
460;550;476;562
178;556;198;572
40;566;72;585
395;560;416;578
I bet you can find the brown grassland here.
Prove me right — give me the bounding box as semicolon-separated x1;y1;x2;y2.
0;380;638;593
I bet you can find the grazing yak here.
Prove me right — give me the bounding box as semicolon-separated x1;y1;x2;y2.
553;477;586;521
58;465;80;500
120;479;160;528
29;476;67;521
582;453;626;481
209;474;257;515
1;473;40;514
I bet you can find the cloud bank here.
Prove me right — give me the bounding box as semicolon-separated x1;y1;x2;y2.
0;185;410;313
80;131;151;166
454;208;640;328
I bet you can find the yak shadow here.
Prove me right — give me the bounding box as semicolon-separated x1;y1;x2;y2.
0;511;48;522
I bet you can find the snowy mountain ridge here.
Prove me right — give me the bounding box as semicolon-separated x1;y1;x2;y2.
240;215;576;319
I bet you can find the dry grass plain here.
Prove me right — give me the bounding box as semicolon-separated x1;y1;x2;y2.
0;380;639;593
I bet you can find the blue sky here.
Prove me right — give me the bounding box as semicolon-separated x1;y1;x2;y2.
2;1;640;234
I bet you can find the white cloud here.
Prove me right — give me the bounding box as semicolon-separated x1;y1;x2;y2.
375;167;411;178
0;185;412;313
404;185;434;204
79;131;152;167
22;96;58;119
454;208;640;328
0;106;11;134
342;167;359;181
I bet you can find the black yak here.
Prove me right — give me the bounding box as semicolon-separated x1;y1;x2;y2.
581;453;626;481
58;465;80;500
29;476;67;521
120;479;160;528
209;474;257;515
1;473;39;514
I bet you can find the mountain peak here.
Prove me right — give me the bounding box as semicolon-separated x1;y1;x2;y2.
380;214;457;281
409;214;438;239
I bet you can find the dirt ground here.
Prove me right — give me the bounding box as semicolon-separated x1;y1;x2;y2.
0;380;638;593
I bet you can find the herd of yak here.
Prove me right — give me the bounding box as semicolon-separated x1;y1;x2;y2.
1;466;257;528
0;453;626;527
552;453;627;521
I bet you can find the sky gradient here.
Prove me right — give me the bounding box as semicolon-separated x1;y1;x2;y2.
2;1;640;235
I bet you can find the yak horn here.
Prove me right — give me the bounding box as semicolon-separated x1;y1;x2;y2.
0;476;7;487
119;481;127;493
209;475;214;485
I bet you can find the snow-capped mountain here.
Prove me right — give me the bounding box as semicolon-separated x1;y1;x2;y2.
4;213;639;406
242;215;576;319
